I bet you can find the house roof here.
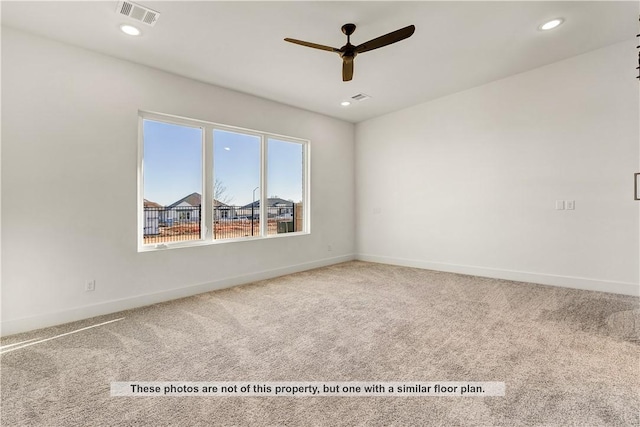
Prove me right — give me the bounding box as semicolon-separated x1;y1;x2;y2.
167;192;201;208
143;199;163;208
166;192;230;208
240;198;294;210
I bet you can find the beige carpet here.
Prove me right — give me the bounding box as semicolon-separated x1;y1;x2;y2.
1;261;639;426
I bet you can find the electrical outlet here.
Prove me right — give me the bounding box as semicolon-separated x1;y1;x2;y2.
566;200;575;210
85;280;96;292
327;245;333;252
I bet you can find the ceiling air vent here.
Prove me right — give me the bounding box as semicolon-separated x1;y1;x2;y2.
351;93;371;101
116;1;160;27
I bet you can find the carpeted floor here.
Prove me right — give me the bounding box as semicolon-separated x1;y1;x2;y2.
1;261;639;426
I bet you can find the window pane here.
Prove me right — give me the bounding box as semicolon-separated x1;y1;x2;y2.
213;129;261;239
267;138;304;235
143;119;202;245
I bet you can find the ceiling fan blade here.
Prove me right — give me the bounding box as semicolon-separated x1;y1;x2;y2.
355;25;415;54
342;58;354;82
284;38;339;53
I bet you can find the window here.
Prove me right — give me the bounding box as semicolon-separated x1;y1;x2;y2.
142;119;203;245
267;138;304;235
139;112;309;250
213;129;260;239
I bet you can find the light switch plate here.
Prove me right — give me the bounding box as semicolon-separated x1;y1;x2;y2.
555;200;565;210
566;200;575;210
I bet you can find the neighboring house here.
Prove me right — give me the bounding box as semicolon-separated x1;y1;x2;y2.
214;199;236;220
143;199;163;235
238;198;294;218
164;192;202;224
159;192;235;223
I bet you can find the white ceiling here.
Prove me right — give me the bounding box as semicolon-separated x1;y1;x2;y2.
2;1;637;123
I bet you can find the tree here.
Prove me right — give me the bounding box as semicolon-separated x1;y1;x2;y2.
214;180;233;205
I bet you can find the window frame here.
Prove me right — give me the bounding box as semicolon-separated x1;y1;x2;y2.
137;110;310;251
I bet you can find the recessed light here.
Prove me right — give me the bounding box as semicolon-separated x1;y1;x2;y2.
539;18;564;31
120;24;141;36
340;101;351;107
224;147;231;151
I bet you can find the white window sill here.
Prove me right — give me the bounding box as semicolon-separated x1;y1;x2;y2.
138;231;310;252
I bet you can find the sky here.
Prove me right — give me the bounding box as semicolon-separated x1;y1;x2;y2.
143;120;303;206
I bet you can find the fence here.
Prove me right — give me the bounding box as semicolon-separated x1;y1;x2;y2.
143;203;301;244
144;205;201;244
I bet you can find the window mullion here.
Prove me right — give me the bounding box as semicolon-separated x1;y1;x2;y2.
260;135;267;237
203;126;213;240
137;115;145;249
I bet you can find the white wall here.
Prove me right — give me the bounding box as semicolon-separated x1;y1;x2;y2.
356;39;639;296
1;28;355;335
3;28;638;337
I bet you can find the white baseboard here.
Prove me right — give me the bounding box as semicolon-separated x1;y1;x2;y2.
0;254;356;337
3;252;636;336
357;254;640;297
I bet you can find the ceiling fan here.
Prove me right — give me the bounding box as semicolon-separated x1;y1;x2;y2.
284;23;415;82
